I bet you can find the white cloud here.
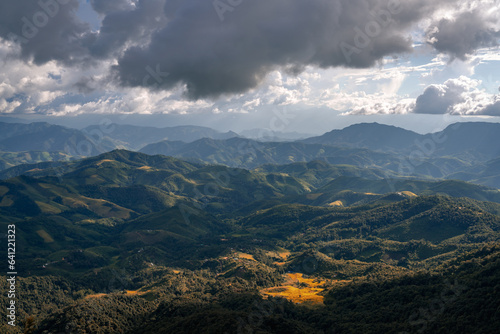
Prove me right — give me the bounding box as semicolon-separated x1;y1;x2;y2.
344;75;500;116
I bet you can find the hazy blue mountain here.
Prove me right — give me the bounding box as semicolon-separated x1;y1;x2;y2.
3;121;500;186
0;116;30;123
83;124;239;150
138;135;474;180
0;122;116;155
302;122;500;162
239;128;315;141
139;137;407;170
423;122;500;160
301;122;422;153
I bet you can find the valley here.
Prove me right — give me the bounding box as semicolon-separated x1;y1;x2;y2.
0;123;499;333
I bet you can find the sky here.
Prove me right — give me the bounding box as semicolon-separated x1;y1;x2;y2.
0;0;500;134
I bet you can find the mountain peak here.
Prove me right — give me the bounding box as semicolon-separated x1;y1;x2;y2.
302;122;421;152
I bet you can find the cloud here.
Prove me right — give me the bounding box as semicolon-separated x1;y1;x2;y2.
114;0;444;99
2;0;500;116
413;76;500;115
413;80;465;114
351;75;500;116
0;37;114;114
88;0;168;58
0;32;313;117
341;73;500;117
345;98;415;116
0;0;483;101
427;8;500;60
0;0;94;66
477;100;500;116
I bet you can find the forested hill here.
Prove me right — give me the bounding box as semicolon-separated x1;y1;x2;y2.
0;150;499;333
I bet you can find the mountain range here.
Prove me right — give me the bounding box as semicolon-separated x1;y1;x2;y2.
0;148;499;333
83;124;239;150
3;121;500;190
1;120;500;333
302;122;500;159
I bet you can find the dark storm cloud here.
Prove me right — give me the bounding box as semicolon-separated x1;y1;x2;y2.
427;10;500;60
114;0;451;99
8;0;491;101
0;0;94;66
89;0;168;58
0;0;167;64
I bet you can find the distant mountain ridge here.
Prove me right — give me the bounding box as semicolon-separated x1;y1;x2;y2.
0;122;239;170
427;122;500;159
0;122;115;155
83;123;239;150
240;128;315;141
303;121;500;160
3;121;500;188
302;122;423;153
139;136;403;170
3;121;500;160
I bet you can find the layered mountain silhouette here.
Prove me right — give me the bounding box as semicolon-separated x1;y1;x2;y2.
0;122;114;155
83;123;239;150
3;121;500;187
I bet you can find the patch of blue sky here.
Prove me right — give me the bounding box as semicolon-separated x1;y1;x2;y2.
76;0;101;31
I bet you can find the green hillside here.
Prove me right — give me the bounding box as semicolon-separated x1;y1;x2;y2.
0;150;499;333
